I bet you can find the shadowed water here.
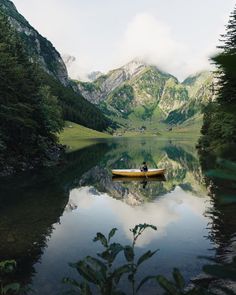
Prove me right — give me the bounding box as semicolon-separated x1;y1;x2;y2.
0;138;235;294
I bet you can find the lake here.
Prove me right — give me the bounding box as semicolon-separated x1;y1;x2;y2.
0;137;235;294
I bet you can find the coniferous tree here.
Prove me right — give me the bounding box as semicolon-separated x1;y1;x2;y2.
213;6;236;104
199;5;236;153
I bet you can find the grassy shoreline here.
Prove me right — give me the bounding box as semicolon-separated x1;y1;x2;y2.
59;121;200;152
59;121;111;151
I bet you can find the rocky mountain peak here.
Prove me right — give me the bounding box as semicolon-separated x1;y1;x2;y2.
121;59;147;78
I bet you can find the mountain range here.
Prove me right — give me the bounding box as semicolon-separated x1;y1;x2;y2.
76;60;214;128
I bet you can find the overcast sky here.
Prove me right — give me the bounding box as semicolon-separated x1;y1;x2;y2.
13;0;235;80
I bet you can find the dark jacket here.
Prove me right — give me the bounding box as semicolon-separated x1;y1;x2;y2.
140;164;148;172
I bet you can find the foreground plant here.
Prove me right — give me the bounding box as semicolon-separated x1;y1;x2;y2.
63;224;228;295
63;224;157;295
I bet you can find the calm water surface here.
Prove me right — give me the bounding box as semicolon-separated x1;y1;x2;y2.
0;138;235;294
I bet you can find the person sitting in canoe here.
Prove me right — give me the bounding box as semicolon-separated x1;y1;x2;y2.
140;161;148;172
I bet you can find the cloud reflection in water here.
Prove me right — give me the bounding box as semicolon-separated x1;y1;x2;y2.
67;185;209;247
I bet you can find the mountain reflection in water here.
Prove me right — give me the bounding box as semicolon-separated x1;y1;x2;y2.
0;138;234;295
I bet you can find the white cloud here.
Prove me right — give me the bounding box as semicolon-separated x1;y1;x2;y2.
62;54;94;81
114;13;216;80
13;1;232;81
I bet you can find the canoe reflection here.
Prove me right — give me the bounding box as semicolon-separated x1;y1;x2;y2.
112;175;166;189
112;175;166;182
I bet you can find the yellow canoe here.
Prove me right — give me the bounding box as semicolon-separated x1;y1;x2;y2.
111;168;165;177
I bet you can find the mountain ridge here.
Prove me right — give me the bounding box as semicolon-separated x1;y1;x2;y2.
75;60;214;127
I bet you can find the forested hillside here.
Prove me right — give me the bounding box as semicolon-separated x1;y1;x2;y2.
40;72;113;131
0;12;63;174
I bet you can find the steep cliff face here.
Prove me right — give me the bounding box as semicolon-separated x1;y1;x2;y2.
183;71;214;104
165;71;214;124
0;0;69;85
159;77;189;116
77;60;214;124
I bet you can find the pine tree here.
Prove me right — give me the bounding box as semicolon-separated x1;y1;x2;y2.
199;5;236;152
218;6;236;53
212;6;236;104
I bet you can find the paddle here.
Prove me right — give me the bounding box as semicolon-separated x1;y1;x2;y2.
143;162;148;179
